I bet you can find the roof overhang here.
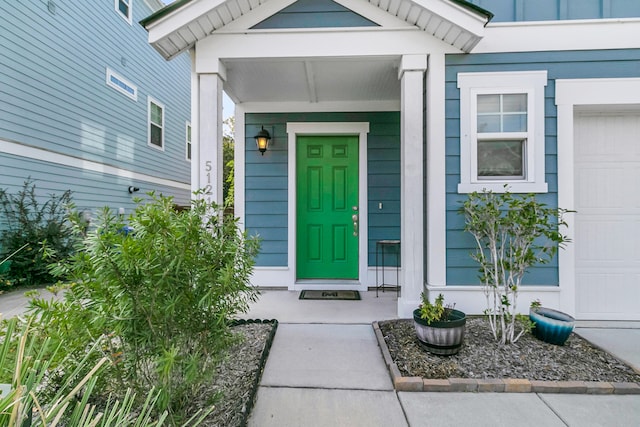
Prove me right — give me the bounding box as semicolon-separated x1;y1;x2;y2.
141;0;492;60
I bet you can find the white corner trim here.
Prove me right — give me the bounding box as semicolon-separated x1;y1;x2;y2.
0;138;190;190
286;122;370;290
234;106;246;231
425;53;446;287
555;77;640;316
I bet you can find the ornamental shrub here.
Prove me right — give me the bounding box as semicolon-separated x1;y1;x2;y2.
30;193;260;423
0;179;76;289
461;189;570;344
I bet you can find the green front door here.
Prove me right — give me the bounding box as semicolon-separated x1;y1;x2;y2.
296;135;359;279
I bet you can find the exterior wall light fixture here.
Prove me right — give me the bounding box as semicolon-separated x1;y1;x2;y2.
128;186;140;194
254;126;271;155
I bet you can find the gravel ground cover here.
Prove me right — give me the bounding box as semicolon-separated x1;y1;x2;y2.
192;322;275;427
378;317;640;383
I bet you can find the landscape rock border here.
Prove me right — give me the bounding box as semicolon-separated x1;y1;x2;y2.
372;321;640;395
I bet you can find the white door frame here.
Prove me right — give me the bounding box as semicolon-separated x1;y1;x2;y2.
286;122;370;291
556;77;640;317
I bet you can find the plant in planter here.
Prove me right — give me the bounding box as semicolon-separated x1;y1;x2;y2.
413;293;466;356
529;300;575;345
461;189;571;345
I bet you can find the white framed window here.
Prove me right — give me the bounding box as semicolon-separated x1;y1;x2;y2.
115;0;132;24
105;67;137;101
148;97;164;150
457;71;548;193
186;122;192;161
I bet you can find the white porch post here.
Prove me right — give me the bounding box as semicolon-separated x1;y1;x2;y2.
398;55;427;318
194;72;224;205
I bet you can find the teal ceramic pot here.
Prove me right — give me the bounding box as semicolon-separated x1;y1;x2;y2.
413;308;466;356
530;307;575;346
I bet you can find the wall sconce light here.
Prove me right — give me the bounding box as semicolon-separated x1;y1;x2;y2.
254;126;271;155
128;186;140;194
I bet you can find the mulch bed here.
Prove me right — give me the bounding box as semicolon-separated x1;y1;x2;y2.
191;319;277;427
378;317;640;383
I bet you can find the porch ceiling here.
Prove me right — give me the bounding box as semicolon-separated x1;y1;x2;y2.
223;56;401;104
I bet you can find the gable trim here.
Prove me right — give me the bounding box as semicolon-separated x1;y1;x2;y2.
143;0;490;60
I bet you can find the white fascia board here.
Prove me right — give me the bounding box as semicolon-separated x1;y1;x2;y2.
146;0;228;44
474;18;640;53
556;78;640;106
411;0;487;37
195;28;458;71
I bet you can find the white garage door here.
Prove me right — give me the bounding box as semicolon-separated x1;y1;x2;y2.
574;109;640;320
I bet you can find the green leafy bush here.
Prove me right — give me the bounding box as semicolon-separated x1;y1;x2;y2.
30;193;260;423
0;180;76;289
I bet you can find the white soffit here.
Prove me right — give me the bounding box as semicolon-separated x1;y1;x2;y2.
143;0;490;60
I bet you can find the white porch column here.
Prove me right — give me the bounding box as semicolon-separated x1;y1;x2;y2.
193;72;224;205
398;55;427;318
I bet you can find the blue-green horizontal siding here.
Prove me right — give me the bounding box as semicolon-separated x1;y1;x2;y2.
245;111;400;267
445;48;640;286
252;0;377;29
469;0;640;22
0;1;191;185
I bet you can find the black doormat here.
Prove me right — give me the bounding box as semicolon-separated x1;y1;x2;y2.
299;290;361;300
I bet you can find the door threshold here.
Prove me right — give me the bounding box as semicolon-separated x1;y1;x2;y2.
293;280;366;291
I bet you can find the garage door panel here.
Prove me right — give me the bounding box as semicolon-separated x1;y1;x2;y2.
575;220;630;261
574;111;640;320
577;272;639;316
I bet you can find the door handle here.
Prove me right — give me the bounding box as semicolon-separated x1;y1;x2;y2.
352;214;359;236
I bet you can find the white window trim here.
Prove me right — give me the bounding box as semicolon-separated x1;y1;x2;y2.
185;121;192;161
115;0;132;25
457;70;548;193
105;67;137;101
147;96;165;151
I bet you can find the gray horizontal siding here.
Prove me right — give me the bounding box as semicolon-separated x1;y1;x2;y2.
469;0;640;22
445;48;640;286
245;111;401;268
0;1;191;184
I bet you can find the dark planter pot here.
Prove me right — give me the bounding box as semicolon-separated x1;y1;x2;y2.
530;307;575;346
413;308;466;356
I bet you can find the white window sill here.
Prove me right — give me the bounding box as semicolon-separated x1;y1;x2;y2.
458;181;548;194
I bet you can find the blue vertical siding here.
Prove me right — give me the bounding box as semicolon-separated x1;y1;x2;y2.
245;112;400;267
252;0;378;29
0;1;191;183
445;48;640;286
469;0;640;22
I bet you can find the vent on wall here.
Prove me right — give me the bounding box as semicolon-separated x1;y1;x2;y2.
48;1;56;14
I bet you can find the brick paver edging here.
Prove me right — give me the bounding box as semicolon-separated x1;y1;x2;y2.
372;321;640;395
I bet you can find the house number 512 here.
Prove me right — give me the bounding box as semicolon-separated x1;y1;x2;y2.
204;160;213;200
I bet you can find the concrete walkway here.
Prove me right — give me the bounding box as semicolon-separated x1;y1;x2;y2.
246;290;640;427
